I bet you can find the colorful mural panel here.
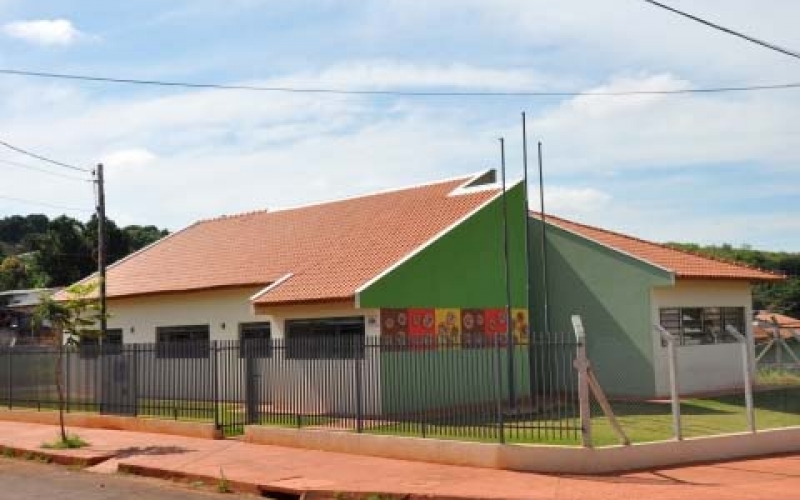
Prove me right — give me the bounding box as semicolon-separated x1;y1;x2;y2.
435;308;461;345
511;308;529;344
380;307;529;348
380;308;408;346
407;308;435;347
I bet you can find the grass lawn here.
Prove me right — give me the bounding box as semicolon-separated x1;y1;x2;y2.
364;386;800;446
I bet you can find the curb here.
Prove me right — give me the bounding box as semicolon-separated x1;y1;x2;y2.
0;444;116;468
117;463;478;500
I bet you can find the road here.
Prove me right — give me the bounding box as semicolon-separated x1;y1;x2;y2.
0;458;248;500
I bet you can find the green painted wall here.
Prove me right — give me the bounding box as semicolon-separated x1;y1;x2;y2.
359;183;530;413
528;219;673;396
359;182;528;309
380;347;531;415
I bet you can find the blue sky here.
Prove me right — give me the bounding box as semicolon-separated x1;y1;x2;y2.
0;0;798;249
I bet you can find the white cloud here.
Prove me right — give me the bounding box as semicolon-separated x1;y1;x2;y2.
529;72;798;173
532;186;612;217
101;149;157;169
2;19;84;46
272;60;556;91
0;63;797;249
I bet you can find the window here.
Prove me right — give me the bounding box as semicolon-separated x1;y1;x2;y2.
156;325;210;358
239;322;272;358
79;329;123;358
285;316;365;360
659;307;745;346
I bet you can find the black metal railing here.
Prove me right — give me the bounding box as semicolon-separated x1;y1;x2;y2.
0;333;580;442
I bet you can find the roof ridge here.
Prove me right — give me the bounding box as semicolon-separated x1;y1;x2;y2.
194;172;487;225
530;211;785;279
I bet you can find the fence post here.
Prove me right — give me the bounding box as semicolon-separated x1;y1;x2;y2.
656;325;682;441
727;326;756;433
7;348;11;410
493;337;506;444
571;316;592;448
212;341;219;430
355;354;364;433
65;348;71;413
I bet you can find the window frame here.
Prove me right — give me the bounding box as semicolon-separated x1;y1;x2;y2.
285;316;365;360
239;321;272;358
79;328;123;358
659;306;746;346
155;324;210;359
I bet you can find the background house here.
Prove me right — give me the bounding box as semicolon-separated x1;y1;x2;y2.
0;288;59;346
528;214;784;398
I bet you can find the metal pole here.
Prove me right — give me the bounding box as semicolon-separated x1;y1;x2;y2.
499;137;516;410
572;316;592;447
212;341;219;430
355;357;364;433
537;143;550;333
657;326;682;440
727;326;755;432
522;113;535;405
96;163;107;339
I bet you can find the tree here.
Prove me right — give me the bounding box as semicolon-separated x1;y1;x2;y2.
33;282;102;445
30;216;93;287
0;255;31;290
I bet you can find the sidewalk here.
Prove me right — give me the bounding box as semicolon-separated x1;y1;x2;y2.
0;421;798;499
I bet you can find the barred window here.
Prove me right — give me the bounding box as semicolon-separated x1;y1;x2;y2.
659;307;745;346
79;329;123;358
239;322;272;358
156;325;210;358
286;317;364;360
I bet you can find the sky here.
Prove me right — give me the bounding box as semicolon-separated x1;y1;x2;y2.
0;0;798;250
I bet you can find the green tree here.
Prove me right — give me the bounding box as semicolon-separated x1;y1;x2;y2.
33;282;102;444
31;216;93;287
0;255;31;290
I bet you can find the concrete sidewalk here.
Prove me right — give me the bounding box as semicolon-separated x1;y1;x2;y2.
0;421;799;499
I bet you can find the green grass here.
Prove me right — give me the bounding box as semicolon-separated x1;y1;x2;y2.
41;434;89;449
757;368;800;386
364;387;800;446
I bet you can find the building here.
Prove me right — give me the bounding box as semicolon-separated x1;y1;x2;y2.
528;214;784;397
0;288;59;346
61;172;783;405
753;311;799;370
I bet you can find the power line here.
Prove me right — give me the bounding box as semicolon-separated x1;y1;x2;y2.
0;139;90;173
640;0;800;61
0;193;92;213
0;67;799;97
0;158;91;182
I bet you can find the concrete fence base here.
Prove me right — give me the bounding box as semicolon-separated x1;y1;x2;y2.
0;409;222;440
244;425;800;474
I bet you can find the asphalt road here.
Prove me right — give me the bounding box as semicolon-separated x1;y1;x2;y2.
0;457;248;499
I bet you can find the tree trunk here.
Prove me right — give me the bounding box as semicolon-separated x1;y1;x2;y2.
55;331;67;443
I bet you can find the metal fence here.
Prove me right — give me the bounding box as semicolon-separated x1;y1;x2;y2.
580;323;800;447
0;333;580;442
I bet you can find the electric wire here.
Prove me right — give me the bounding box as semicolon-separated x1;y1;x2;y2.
0;193;93;213
0;139;89;172
0;68;799;97
640;0;800;61
0;158;91;182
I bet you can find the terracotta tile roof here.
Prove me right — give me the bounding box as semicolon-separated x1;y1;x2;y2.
533;213;784;282
98;174;501;303
754;311;800;341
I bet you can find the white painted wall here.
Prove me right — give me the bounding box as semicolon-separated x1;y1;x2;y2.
107;289;382;414
650;280;754;397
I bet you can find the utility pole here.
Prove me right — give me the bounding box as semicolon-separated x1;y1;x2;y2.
95;163;107;340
